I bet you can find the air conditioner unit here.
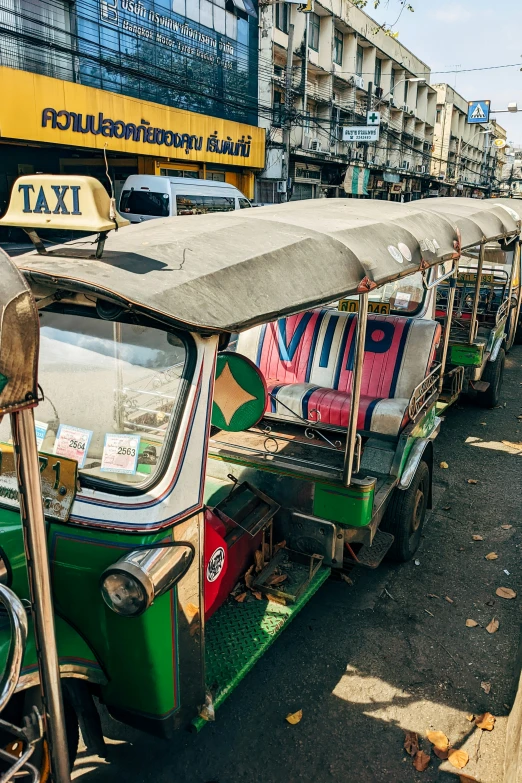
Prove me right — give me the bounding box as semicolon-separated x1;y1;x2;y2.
416;164;427;173
309;139;322;152
349;75;364;90
390;97;397;108
401;104;410;113
399;161;410;170
276;180;287;193
273;65;284;79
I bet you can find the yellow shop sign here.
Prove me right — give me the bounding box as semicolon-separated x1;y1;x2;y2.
0;66;265;168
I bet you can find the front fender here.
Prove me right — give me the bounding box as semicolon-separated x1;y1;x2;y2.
398;439;434;509
490;334;505;362
0;613;107;694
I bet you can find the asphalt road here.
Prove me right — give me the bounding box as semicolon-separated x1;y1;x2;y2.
72;347;522;783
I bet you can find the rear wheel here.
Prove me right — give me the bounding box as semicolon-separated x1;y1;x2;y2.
476;348;505;408
380;460;429;563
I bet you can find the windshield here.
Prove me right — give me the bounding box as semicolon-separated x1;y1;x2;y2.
120;189;170;217
0;313;190;490
342;271;426;315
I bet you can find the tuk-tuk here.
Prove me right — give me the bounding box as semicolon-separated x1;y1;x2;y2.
338;198;522;409
0;176;460;770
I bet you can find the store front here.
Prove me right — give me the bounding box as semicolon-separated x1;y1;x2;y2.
0;66;264;213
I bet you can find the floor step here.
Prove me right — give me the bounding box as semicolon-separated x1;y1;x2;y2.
192;566;330;732
344;529;394;569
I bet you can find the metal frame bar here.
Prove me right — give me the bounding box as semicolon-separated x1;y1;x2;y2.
408;363;441;419
438;258;459;393
342;292;368;487
10;408;72;783
469;242;486;343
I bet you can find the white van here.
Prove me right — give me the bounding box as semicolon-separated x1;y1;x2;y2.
119;175;251;223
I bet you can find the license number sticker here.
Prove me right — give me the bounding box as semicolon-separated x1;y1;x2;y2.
53;425;93;468
101;433;141;474
393;291;411;310
34;420;48;449
338;299;390;314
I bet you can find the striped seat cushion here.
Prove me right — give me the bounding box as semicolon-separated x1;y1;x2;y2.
237;309;441;436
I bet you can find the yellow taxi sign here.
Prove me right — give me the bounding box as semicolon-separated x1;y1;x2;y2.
339;299;390;314
457;272;495;284
0;175;129;233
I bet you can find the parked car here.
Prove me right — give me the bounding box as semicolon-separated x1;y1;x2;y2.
119;175;251;223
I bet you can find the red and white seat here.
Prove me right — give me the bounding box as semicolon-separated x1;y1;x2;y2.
237;310;441;437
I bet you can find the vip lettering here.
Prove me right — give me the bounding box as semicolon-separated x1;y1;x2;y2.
42;109;252;158
18;184;82;215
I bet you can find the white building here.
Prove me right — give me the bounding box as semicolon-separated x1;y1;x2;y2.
257;1;438;203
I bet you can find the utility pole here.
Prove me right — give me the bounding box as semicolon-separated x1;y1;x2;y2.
282;22;294;203
363;80;372;166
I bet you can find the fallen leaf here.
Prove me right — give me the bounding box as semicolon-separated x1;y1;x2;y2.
244;565;255;589
285;709;302;725
413;750;431;772
273;540;286;554
501;524;513;530
443;505;451;511
340;573;353;585
475;712;495;731
427;730;449;751
466;619;479;627
486;618;499;634
481;681;492;694
425;609;434;617
434;747;449;760
252;591;263;600
445;596;454;603
496;587;516;599
254;550;265;573
234;592;247;603
467;479;478;484
486;600;495;606
448;749;469;770
440;461;449;469
266;593;286;605
485;552;498;561
472;535;484;541
266;573;288;586
466;714;474;722
427;593;440;598
404;730;419;757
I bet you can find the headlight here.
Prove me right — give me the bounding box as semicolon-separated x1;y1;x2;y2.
100;543;194;617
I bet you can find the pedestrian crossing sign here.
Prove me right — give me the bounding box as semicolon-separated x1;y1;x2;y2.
467;100;490;124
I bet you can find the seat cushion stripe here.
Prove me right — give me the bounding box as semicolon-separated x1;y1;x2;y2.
319;314;340;368
363;397;383;430
389;317;413;397
305;309;328;382
333;313;357;390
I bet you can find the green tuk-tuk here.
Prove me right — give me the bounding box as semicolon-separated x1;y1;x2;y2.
0;176;461;776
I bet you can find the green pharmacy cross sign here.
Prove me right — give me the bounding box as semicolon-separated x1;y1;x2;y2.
367;111;381;126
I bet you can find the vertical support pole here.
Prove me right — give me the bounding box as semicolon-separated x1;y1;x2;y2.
282;22;295;203
469;242;486;343
343;292;368;487
301;14;309;148
10;408;71;783
438;260;460;393
514;240;522;336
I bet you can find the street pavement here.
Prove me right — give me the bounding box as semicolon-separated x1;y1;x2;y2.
72;347;522;783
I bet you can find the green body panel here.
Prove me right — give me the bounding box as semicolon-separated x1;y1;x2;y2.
0;506;30;599
449;342;485;367
193;565;330;732
313;483;373;527
0;614;104;688
397;405;438;478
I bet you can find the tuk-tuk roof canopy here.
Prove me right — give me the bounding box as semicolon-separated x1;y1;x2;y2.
16;198;460;333
409;197;521;250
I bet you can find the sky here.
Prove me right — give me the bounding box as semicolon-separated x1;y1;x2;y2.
368;0;522;145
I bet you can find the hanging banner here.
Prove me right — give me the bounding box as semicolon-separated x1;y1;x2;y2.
343;166;370;196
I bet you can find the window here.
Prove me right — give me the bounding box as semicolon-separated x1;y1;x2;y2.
390;69;396;94
309;13;320;52
275;2;289;33
120;190;170;217
374;58;382;87
175;195;236;215
356;44;363;76
238;198;252;208
0;313;191;490
404;80;409;103
273;89;283;127
436;108;441;123
333;29;343;65
159;169;199;178
205;172;227;181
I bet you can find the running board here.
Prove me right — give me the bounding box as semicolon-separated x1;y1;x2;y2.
469;380;490;392
344;529;394;569
192;566;330;732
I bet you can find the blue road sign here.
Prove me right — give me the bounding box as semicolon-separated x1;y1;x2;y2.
467;100;490;124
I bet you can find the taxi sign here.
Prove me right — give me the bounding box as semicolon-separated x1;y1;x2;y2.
339;299;390;314
457;272;495;284
0;175;129;233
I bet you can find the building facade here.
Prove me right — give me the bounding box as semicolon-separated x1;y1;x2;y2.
0;0;264;213
257;0;438;203
430;84;505;197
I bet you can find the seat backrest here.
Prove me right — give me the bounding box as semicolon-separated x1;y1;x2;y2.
237;309;441;399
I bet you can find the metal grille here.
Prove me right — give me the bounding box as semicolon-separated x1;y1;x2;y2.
204;568;330;712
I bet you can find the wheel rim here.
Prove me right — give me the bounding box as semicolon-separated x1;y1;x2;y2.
411;476;428;538
4;738;50;781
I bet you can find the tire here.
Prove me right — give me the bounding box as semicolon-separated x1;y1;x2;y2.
1;686;79;780
476;348;505;408
515;319;522;345
380;460;430;563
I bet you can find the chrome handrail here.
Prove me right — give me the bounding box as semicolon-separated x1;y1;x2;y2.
0;584;28;714
408;363;441;420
